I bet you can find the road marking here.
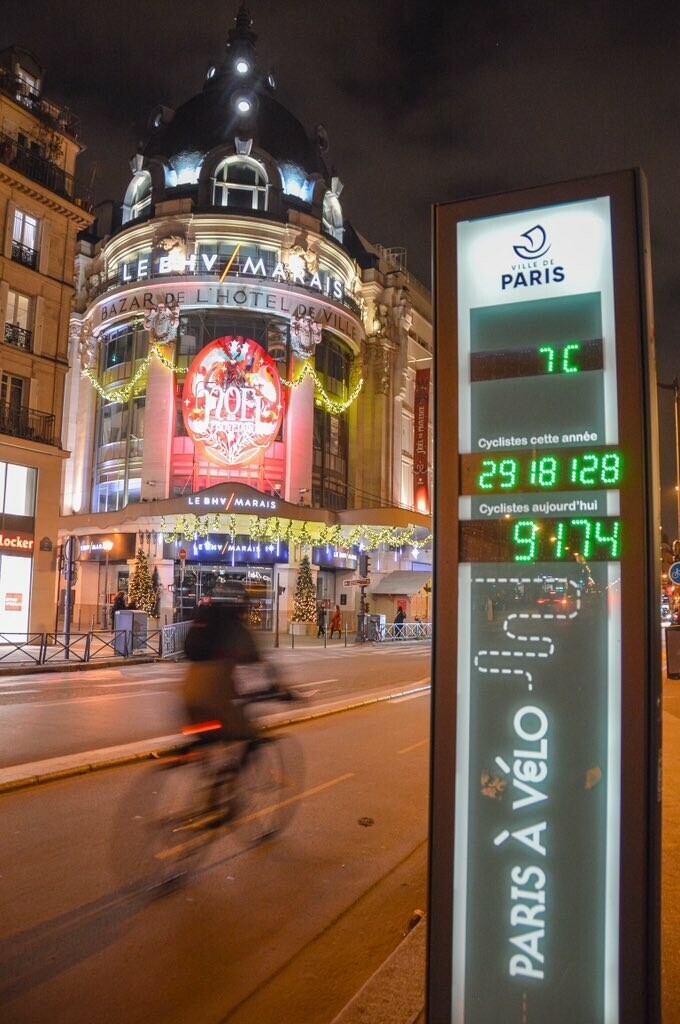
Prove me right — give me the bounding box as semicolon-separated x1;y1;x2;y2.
91;680;172;689
0;688;41;696
39;691;170;707
295;678;337;687
391;692;428;703
399;738;429;754
0;679;44;688
157;771;356;860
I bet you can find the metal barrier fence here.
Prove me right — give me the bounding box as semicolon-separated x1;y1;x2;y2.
378;622;432;642
0;621;194;666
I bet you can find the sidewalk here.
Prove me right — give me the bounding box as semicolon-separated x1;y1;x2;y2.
334;695;680;1023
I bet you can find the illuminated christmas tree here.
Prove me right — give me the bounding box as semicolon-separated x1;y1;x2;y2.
291;555;317;623
128;549;159;615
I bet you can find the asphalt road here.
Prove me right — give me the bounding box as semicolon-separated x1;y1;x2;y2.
0;643;431;768
0;690;430;1024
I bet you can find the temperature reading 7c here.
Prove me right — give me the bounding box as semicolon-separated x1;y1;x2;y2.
538;342;581;374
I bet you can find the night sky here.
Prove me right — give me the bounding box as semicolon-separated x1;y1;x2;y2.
4;0;680;531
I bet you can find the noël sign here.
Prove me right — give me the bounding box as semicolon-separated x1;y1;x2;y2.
429;171;661;1024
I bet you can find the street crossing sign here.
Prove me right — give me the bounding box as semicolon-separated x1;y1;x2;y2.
343;578;370;587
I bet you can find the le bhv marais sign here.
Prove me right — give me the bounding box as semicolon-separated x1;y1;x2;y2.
116;248;348;302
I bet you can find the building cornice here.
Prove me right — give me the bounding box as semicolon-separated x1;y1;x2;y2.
0;166;93;228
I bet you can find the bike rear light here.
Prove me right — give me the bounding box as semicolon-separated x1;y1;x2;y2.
183;721;222;735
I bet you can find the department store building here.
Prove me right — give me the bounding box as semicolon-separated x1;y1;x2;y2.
61;6;433;631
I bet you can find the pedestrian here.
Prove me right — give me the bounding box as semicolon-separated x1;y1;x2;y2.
394;605;406;639
316;603;326;638
110;590;126;627
329;604;342;639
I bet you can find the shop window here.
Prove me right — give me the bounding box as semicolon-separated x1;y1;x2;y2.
4;291;32;351
312;406;348;510
103;328;134;370
99;402;128;447
0;554;32;634
213;157;268;210
129;397;145;456
315;335;351;396
3;463;37;516
12;210;39;269
126;478;141;504
96;479;125;513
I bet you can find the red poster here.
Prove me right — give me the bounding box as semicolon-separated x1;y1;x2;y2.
413;368;431;514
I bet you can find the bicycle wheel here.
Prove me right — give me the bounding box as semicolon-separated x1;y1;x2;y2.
148;751;217;886
112;748;216;893
230;734;304;850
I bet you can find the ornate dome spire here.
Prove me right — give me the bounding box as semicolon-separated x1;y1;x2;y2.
223;3;257;75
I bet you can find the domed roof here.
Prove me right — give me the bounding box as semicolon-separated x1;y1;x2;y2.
143;85;327;180
141;4;329;182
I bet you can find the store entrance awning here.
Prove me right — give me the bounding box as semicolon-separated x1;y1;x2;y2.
368;571;431;596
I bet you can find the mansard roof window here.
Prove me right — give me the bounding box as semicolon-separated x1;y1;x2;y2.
213;156;268;211
122;171;152;224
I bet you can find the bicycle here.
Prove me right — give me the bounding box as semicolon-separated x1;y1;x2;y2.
113;693;304;893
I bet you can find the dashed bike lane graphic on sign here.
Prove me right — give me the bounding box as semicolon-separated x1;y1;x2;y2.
473;575;581;689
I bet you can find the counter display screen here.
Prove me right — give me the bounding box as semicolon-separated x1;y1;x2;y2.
459;516;621;562
460;448;623;495
449;194;623;1024
470;336;603;382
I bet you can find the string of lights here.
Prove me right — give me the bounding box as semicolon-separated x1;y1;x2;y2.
159;512;432;551
83;344;364;414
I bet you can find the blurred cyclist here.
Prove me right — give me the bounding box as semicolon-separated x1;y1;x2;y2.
183;584;291;743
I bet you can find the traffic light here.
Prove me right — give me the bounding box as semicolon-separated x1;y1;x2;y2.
359;553;371;577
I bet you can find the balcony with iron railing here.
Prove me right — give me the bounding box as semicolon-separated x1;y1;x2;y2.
11;239;38;270
0;65;81;139
0;129;93;210
0;403;55;445
4;322;32;352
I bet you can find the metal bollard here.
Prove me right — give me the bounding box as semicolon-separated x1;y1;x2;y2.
291;629;295;650
344;624;348;647
324;628;327;649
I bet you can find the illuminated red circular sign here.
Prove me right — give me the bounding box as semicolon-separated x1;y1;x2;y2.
182;336;283;467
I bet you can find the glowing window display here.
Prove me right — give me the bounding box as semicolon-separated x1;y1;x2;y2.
182;335;283;467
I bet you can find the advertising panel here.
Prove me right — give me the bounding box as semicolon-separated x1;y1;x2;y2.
182;335;283;467
430;172;660;1024
414;368;431;514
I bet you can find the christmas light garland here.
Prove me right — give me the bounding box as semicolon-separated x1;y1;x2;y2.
83;344;364;414
280;361;365;415
159;513;432;552
82;344;188;404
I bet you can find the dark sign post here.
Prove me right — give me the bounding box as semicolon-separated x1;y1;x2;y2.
429;171;661;1023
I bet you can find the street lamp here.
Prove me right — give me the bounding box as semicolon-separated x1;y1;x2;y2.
658;378;680;545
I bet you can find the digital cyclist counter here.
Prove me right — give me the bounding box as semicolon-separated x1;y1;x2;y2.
429;171;661;1024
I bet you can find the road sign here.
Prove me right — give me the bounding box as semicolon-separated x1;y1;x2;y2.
178;548;187;561
430;171;660;1024
343;578;370;587
669;561;680;585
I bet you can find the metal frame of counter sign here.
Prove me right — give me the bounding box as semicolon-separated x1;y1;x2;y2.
428;170;661;1024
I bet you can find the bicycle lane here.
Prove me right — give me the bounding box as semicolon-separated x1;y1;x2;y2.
0;675;431;794
0;690;431;1024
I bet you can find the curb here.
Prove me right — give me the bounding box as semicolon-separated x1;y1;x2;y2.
0;683;431;795
330;916;426;1024
0;655;160;677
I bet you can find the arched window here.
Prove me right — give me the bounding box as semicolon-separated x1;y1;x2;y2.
122;172;152;224
213;157;268;210
322;192;344;242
